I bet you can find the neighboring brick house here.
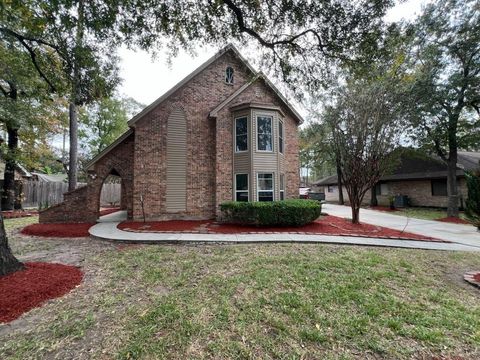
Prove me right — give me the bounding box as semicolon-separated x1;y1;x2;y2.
40;45;302;223
312;150;480;208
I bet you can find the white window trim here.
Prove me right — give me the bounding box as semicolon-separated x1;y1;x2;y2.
279;120;284;154
257;173;274;201
235;173;249;201
234;116;248;153
256;115;274;152
280;174;285;200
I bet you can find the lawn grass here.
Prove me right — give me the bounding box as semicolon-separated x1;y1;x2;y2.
1;241;480;359
4;216;38;232
387;207;468;221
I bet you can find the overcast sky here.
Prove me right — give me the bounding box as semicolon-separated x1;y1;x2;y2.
118;0;430;117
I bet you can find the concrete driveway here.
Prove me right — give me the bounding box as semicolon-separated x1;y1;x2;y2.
323;203;480;247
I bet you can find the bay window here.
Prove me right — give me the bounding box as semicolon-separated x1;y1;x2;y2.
257;116;273;151
257;173;274;201
235;117;248;152
280;174;285;200
235;174;249;201
279;120;284;154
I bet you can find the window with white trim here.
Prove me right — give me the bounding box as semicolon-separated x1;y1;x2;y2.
225;66;234;84
235;174;249;201
257;173;274;201
279;120;284;154
235;117;248;152
280;174;285;200
257;116;273;151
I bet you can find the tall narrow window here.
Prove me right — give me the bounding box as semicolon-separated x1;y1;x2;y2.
225;66;234;84
257;116;273;151
280;174;285;200
257;173;274;201
279;120;284;154
235;174;249;201
235;117;248;152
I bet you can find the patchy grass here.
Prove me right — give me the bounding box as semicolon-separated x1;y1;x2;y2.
4;216;38;232
1;239;480;359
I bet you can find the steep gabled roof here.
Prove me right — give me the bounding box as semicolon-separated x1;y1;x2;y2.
128;44;257;127
208;72;304;123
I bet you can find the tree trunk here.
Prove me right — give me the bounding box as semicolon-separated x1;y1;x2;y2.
370;185;378;207
68;102;78;191
447;151;459;217
0;212;23;276
2;127;19;211
336;156;344;205
67;0;84;192
351;202;360;224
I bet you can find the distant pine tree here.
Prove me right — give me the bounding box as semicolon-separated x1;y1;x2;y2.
465;171;480;230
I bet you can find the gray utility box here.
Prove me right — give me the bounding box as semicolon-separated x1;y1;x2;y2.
394;195;409;208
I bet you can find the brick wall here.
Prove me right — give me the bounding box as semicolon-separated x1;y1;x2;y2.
132;50;255;220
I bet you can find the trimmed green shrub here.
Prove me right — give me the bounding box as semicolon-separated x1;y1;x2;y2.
465;171;480;230
220;199;322;227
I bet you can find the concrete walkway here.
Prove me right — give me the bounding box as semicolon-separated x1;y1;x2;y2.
89;211;480;252
323;204;480;247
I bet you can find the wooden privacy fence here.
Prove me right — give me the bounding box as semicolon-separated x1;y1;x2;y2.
22;181;121;209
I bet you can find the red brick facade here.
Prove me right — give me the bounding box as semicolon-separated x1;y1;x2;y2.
40;47;301;223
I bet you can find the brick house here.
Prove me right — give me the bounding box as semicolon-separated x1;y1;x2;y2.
40;45;302;223
312;150;480;208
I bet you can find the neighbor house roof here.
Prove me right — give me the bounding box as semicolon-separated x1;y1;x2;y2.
32;172;67;182
313;150;480;186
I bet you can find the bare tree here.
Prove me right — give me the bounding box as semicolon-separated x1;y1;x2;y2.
326;80;402;223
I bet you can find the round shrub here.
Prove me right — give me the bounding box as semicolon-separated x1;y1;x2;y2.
220;199;322;227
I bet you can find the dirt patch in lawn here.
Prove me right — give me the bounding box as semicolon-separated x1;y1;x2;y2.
2;210;38;219
21;223;95;237
437;216;471;225
367;206;399;212
0;262;83;323
118;215;441;242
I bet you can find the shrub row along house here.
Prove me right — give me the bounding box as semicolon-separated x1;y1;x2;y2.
40;45;302;223
313;149;480;208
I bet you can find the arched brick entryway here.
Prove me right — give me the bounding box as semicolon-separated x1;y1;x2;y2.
39;133;134;223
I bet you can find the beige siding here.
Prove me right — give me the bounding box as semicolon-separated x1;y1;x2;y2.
166;108;187;212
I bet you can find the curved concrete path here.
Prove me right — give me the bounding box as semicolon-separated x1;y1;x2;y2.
89;211;480;252
323;204;480;247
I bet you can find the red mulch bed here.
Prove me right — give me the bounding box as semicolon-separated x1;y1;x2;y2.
0;262;83;323
99;207;120;217
2;210;38;219
437;216;470;225
118;215;442;242
21;223;95;237
119;220;211;232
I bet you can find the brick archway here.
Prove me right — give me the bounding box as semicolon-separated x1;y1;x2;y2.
39;133;134;223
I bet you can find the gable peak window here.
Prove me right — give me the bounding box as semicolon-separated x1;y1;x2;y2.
225;66;234;84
